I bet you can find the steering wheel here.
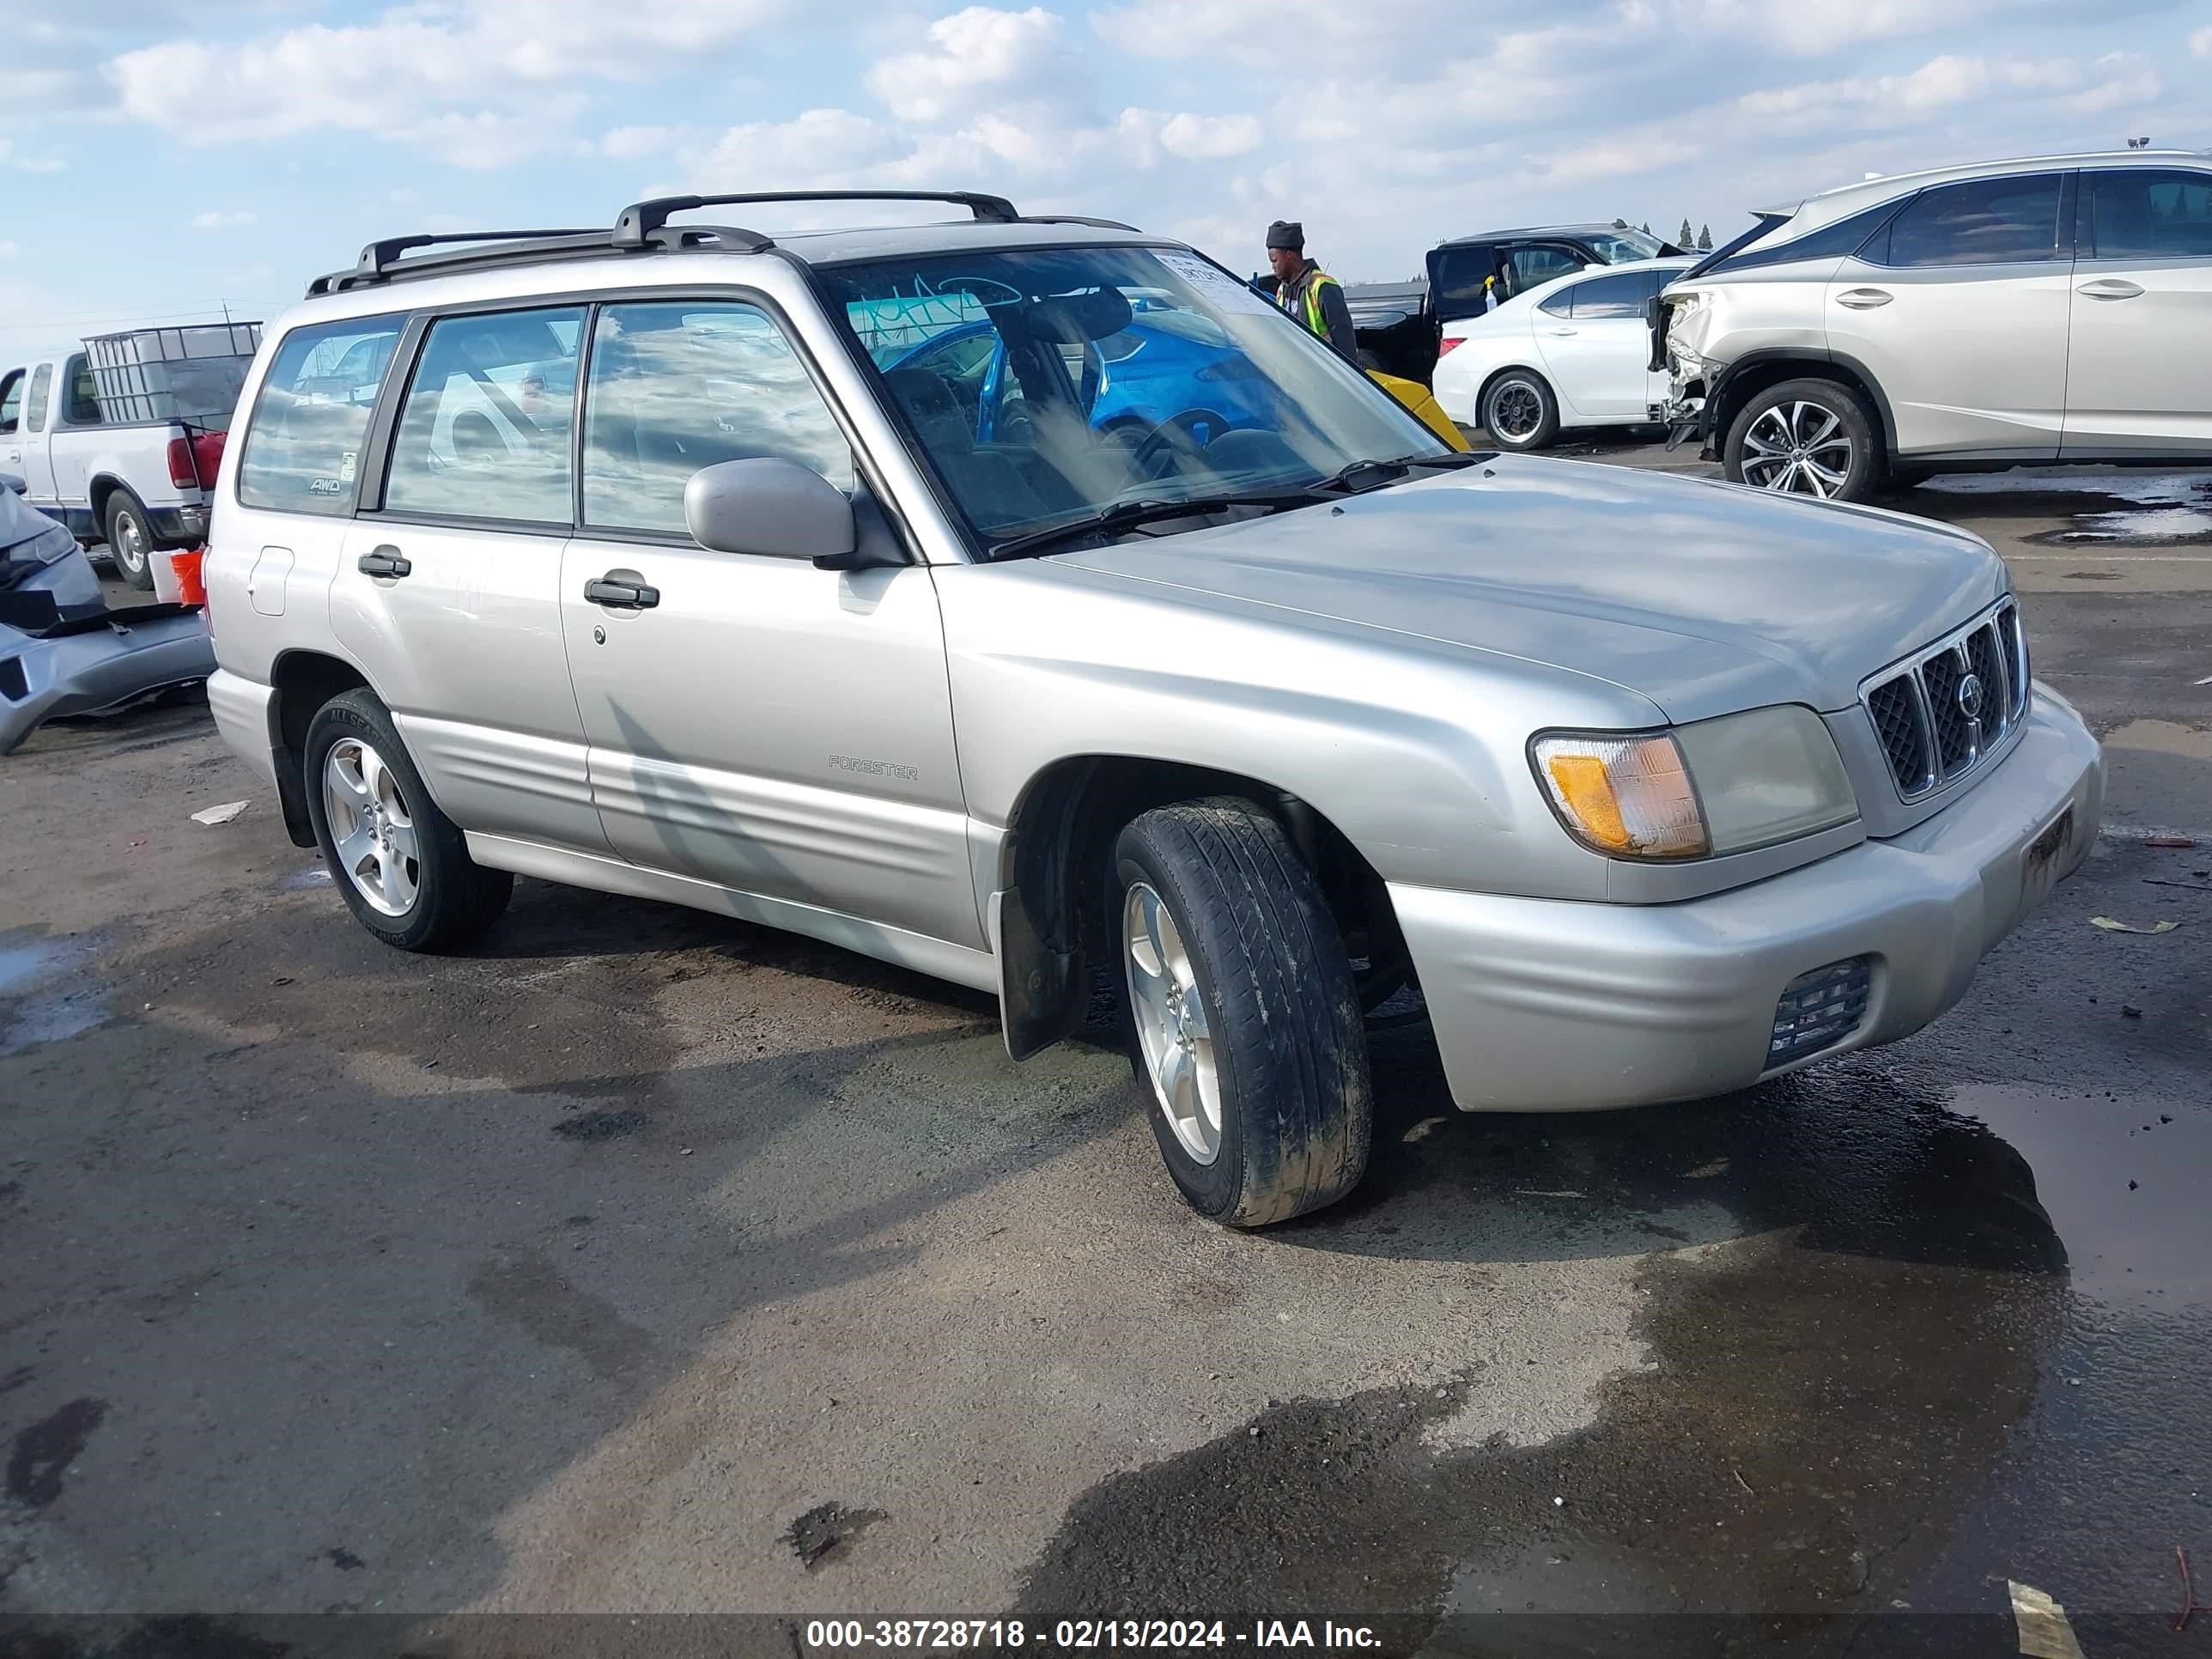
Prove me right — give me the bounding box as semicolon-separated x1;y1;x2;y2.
1128;409;1230;483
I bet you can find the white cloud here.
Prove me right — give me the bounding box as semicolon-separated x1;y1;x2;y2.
686;110;908;191
864;8;1075;125
191;210;257;229
603;125;683;161
0;138;65;173
0;241;18;259
2195;26;2212;58
1158;112;1264;161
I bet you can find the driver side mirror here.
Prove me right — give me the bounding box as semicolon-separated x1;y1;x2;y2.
684;458;857;565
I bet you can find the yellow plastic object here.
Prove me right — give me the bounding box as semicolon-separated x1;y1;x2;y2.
1369;371;1471;452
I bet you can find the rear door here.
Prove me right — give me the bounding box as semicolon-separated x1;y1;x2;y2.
331;304;610;854
1534;267;1668;418
1822;172;2073;459
561;296;980;948
2062;166;2212;455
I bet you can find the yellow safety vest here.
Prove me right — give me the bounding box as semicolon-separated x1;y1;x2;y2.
1282;265;1341;338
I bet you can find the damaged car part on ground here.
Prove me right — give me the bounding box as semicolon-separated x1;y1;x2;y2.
0;471;216;755
204;191;2103;1227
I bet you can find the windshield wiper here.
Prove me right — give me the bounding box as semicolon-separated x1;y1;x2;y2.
987;489;1322;560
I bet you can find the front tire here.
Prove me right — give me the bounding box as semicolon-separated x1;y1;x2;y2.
1723;379;1881;502
104;493;157;590
1114;799;1372;1227
304;690;512;951
1480;370;1559;452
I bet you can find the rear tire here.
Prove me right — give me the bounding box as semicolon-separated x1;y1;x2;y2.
1113;798;1372;1227
303;689;512;952
1480;370;1559;452
104;493;157;590
1723;379;1881;502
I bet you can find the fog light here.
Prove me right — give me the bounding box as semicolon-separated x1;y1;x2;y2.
1770;957;1871;1064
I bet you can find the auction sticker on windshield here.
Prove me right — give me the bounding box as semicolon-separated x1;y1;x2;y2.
1154;251;1278;318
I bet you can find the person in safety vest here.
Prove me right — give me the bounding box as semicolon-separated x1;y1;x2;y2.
1266;220;1357;362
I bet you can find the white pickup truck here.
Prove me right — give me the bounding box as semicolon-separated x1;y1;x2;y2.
0;333;250;589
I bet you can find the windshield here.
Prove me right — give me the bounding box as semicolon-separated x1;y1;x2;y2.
818;245;1449;548
1585;228;1667;263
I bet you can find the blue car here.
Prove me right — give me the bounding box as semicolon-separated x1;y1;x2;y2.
879;296;1279;449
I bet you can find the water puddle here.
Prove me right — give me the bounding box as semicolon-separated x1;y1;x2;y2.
277;864;334;891
1914;466;2212;548
0;929;112;1056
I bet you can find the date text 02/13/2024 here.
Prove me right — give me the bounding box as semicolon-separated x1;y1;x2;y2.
801;1620;1382;1650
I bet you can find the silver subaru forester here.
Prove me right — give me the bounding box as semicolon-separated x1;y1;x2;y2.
204;191;2103;1225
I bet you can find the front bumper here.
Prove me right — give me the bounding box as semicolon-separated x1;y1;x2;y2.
1390;690;2103;1112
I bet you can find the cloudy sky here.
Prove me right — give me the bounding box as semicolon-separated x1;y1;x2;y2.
3;0;2209;364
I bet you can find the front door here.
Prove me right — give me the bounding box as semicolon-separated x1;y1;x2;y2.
331;304;608;854
1534;267;1666;418
15;363;58;507
1823;172;2073;459
561;298;981;949
2063;166;2212;456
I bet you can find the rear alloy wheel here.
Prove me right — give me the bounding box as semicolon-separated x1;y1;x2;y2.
105;493;157;590
1725;380;1880;502
1114;798;1372;1227
304;689;512;951
1480;371;1559;452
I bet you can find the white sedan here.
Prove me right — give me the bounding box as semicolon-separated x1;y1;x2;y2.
1431;256;1696;452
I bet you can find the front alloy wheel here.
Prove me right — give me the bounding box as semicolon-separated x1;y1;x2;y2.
1124;880;1224;1164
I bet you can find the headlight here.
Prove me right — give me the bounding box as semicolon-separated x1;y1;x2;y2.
1533;706;1856;860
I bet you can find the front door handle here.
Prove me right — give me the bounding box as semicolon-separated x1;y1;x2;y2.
2077;278;2144;300
584;574;660;610
356;545;411;579
1834;289;1893;309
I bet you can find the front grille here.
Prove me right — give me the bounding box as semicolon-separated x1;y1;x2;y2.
1862;601;2029;800
1770;957;1872;1065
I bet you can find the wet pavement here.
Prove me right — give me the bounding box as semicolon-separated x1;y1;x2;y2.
2;477;2209;1655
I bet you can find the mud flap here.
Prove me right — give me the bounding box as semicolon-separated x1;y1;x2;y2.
991;885;1086;1061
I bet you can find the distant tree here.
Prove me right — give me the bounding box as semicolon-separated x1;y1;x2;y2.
1611;217;1628;229
1678;217;1695;247
1697;224;1713;250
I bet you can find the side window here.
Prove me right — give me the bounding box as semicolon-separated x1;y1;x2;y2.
1561;270;1656;319
25;365;53;434
383;307;583;524
1873;174;2063;267
2089;168;2212;259
1431;245;1496;307
237;313;407;514
1536;288;1575;318
582;301;854;538
0;370;21;436
1504;245;1585;296
63;356;104;426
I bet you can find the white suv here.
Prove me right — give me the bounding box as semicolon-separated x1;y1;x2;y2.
1658;149;2212;501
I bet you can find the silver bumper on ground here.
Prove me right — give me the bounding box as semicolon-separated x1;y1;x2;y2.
1390;690;2104;1112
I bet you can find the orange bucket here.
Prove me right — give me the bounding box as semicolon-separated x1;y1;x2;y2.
170;549;208;607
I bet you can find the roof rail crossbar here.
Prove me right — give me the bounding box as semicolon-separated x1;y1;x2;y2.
305;230;608;297
1022;215;1141;232
613;190;1020;249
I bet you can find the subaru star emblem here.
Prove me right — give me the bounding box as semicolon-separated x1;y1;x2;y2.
1956;673;1984;719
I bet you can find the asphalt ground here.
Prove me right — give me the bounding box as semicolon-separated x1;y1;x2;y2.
3;452;2209;1658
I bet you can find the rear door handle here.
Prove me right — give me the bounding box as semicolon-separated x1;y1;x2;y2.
584;574;660;610
1834;289;1893;310
356;545;411;579
2077;278;2144;300
1545;327;1577;336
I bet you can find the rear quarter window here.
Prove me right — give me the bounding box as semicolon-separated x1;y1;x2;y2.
237;314;408;515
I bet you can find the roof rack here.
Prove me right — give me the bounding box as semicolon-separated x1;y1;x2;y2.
304;190;1152;299
614;190;1019;249
307;228;605;296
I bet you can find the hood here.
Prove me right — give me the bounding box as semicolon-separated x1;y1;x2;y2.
1059;456;2007;723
